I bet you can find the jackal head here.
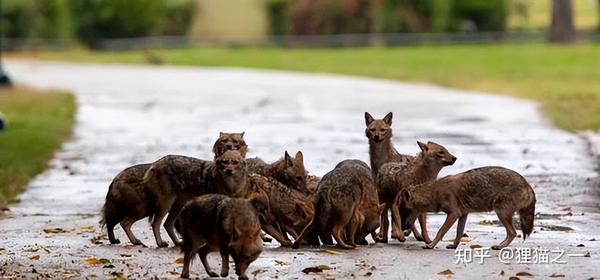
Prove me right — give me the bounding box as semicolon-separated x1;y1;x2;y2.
213;132;247;158
281;151;308;192
216;150;246;177
417;141;457;167
365;112;393;143
229;223;263;279
398;188;422;231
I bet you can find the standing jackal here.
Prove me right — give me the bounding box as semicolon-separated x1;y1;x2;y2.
365;112;413;176
378;141;456;243
101;163;153;245
179;195;262;280
143;150;247;247
399;166;536;250
293;160;379;249
246;151;311;196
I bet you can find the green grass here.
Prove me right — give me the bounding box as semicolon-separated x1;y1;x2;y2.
0;87;76;207
36;43;600;131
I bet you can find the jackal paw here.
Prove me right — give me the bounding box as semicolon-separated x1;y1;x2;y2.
180;271;189;279
336;243;356;250
238;274;249;280
130;239;143;246
220;271;229;277
358;239;369;245
207;271;218;277
446;244;458;249
280;240;292;247
422;243;435;249
109;238;120;244
491;245;504;250
157;241;169;248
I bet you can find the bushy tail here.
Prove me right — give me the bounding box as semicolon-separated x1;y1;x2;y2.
519;193;536;240
100;181;120;228
292;196;323;249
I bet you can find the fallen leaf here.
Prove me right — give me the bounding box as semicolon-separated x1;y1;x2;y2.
43;227;70;234
84;257;103;265
79;225;95;233
477;220;494;225
29;255;40;260
549;273;565;278
252;268;266;279
103;264;115;269
99;258;111;264
577;244;585;247
175;258;184;264
584;252;591;257
108;271;127;280
89;235;106;244
499;270;505;276
437;269;454;275
509;277;520;280
589;238;596;241
322;249;343;255
516;271;533;276
274;260;289;266
302;265;332;274
470;244;482;249
364;271;373;276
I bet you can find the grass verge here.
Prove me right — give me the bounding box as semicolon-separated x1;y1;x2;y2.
0;87;76;208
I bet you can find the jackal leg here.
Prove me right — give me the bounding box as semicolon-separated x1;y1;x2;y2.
417;214;432;243
423;212;459;249
151;204;171;247
198;245;218;277
390;202;406;242
181;242;200;279
447;214;468;249
120;218;143;245
332;222;355;249
492;210;517;250
219;246;230;277
374;205;389;243
106;221;120;244
164;198;185;246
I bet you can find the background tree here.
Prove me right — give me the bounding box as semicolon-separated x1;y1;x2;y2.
549;0;575;43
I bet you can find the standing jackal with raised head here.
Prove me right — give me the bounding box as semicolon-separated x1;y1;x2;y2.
365;112;413;176
398;166;536;250
378;141;456;243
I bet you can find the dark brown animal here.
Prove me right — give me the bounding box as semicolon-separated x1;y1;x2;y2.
365;112;413;176
378;141;456;243
143;150;247;247
293;160;377;249
213;132;247;158
180;195;262;279
101;164;153;245
250;174;314;244
399;166;536;250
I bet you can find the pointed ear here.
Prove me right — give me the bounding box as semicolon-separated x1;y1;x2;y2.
240;131;245;138
295;151;304;163
417;141;428;152
284;151;294;166
383;112;393;125
219;132;225;137
377;203;386;215
364;112;374;126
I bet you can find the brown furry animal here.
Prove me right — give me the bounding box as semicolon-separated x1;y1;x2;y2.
143;150;247;247
250;174;314;244
180;195;262;279
377;141;456;243
246;151;311;196
365;112;413;176
101;164;153;245
293;160;377;249
399;166;536;250
213;132;247;158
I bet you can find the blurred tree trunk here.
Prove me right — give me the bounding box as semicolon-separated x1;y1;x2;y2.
597;0;600;31
549;0;575;43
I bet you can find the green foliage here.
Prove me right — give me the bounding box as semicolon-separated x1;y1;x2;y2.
30;0;73;40
0;88;75;207
162;0;195;36
450;0;508;31
0;0;35;38
69;0;166;46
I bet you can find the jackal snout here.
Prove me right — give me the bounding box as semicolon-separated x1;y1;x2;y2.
417;141;457;166
365;112;393;143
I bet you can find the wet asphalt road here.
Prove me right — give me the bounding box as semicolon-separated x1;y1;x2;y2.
1;60;599;279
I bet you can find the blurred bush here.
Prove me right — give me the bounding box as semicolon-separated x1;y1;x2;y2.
271;0;508;35
1;0;194;48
